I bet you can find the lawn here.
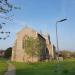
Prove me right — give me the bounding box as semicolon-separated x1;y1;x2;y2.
0;58;8;75
13;59;75;75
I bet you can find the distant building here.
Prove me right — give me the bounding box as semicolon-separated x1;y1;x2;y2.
11;27;56;62
0;50;5;57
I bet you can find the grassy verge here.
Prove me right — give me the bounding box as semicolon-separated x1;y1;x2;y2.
0;58;8;75
13;59;75;75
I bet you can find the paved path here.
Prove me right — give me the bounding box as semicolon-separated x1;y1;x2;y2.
4;62;16;75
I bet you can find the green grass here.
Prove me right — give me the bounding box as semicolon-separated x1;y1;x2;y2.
13;59;75;75
0;58;8;75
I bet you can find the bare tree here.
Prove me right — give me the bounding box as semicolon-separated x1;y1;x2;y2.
0;0;20;40
0;0;20;13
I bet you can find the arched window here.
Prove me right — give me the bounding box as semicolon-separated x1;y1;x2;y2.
22;35;28;49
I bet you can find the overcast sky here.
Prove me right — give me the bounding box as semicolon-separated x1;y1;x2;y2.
0;0;75;51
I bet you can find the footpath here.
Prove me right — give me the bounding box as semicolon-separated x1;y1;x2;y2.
4;61;16;75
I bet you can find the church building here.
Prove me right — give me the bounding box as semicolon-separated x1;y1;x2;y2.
11;27;56;62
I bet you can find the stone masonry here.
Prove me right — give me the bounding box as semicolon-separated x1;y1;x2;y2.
11;27;56;62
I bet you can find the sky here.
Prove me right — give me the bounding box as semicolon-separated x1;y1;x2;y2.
0;0;75;51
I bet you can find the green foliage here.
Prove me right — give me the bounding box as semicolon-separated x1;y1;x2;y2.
70;52;75;58
4;47;12;59
60;50;75;59
59;50;71;59
23;36;43;57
